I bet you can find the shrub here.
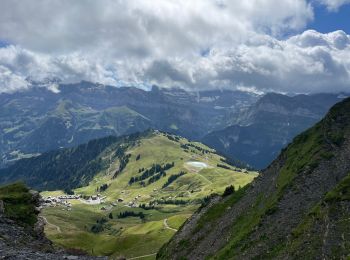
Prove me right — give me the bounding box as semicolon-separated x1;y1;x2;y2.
64;188;75;195
91;223;104;233
223;185;235;197
0;182;37;226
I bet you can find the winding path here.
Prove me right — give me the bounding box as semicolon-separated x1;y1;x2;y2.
197;173;213;184
163;218;178;232
42;216;61;233
128;253;157;259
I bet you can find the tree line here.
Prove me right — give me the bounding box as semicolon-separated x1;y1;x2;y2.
117;211;145;220
151;199;187;205
129;162;175;185
162;171;186;188
113;146;131;179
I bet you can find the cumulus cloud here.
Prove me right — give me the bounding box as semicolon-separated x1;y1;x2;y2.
0;46;119;90
0;0;349;94
142;30;350;93
317;0;350;11
0;0;313;54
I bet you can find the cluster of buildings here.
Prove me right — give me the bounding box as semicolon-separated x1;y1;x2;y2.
42;194;80;208
83;194;107;205
42;191;158;211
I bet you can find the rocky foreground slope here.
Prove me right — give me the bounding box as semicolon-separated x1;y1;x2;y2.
158;97;350;259
0;182;106;259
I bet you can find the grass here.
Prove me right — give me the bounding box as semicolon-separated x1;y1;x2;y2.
211;99;350;259
41;132;257;258
172;112;344;260
194;185;249;233
43;203;184;258
167;214;191;230
324;173;350;202
213;122;328;259
287;173;350;259
0;182;37;226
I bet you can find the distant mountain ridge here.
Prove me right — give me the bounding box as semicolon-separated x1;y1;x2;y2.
1;81;347;169
0;82;258;167
202;92;346;168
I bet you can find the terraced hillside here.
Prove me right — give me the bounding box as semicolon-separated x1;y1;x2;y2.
158;98;350;259
1;130;256;258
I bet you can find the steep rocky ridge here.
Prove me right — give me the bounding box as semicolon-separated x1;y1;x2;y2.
158;97;350;259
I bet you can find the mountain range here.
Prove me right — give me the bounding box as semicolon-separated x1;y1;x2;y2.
0;82;257;167
1;81;347;169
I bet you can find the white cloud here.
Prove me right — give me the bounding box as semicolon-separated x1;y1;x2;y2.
0;46;120;92
0;0;349;94
0;0;313;55
0;65;29;92
317;0;350;11
141;30;350;93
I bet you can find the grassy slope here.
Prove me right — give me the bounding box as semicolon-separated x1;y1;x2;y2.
0;182;37;226
41;131;257;258
212;105;349;259
215;121;328;259
157;98;350;259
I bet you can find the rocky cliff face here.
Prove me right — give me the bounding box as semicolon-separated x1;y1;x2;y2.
158;97;350;259
0;183;106;259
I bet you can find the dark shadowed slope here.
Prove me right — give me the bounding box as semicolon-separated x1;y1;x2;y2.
158;97;350;259
202;92;345;168
0;132;148;191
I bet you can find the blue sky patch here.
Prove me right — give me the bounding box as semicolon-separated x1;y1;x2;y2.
308;4;350;34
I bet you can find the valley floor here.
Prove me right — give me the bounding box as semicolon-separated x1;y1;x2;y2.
42;201;193;259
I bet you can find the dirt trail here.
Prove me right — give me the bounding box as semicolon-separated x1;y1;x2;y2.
163;218;178;232
42;216;61;233
128;253;157;259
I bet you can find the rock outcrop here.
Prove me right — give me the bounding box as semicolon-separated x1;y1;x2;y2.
0;182;106;260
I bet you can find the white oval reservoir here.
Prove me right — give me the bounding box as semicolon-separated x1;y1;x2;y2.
185;161;208;169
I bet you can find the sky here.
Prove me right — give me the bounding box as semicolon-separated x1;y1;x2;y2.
0;0;349;94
